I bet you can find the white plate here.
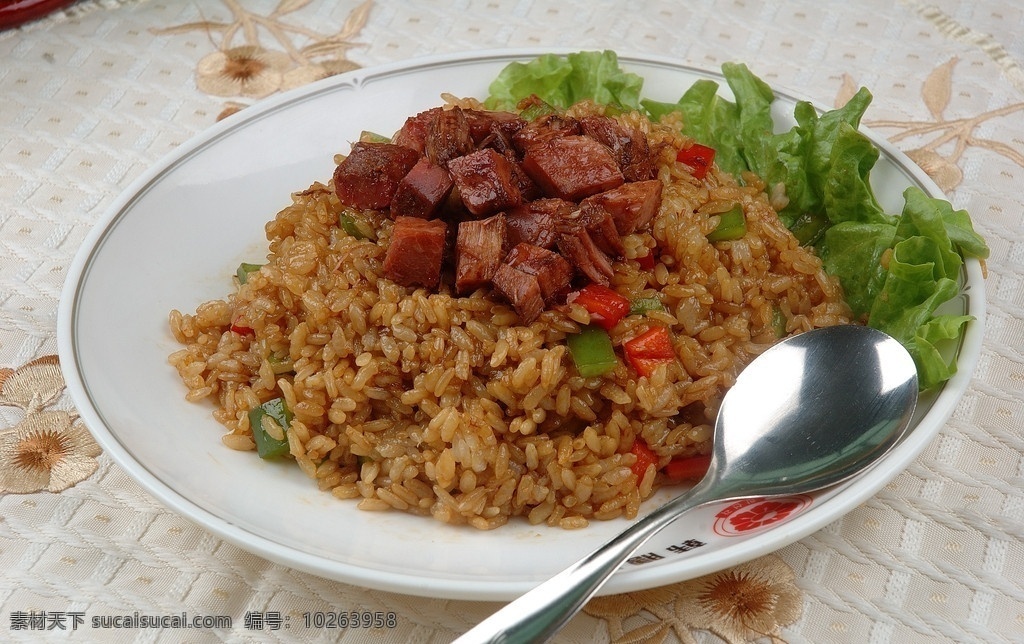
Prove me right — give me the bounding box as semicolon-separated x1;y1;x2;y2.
57;49;985;601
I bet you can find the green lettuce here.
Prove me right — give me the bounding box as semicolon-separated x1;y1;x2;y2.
485;50;643;112
485;52;989;388
821;122;891;226
819;221;895;318
861;188;987;388
720;62;777;179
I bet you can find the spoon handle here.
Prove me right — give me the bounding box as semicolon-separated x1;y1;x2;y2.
455;481;715;644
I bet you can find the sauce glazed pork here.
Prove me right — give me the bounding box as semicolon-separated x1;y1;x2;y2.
331;98;664;323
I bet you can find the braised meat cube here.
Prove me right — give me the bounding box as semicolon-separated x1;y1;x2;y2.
392;158;454;219
447;148;524;217
464;110;526;151
581;180;663;235
527;197;575;219
455;214;507;294
383;216;448;289
557;228;615;286
505;207;555;250
509;160;540;202
334;102;663;304
579;115;656;181
425;106;475;167
392;107;441;154
491;263;545;325
504;198;573;249
565;203;625;258
522;136;624;201
512;113;581;153
333;142;420;210
504;243;573;303
484;129;517;157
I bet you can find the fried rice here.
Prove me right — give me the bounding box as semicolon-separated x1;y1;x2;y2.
168;99;852;531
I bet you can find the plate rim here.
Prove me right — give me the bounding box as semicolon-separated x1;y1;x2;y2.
56;47;986;600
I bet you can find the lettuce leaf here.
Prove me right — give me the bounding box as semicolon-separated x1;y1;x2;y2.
484;52;988;388
765;88;875;228
829;187;986;389
822;122;892;226
721;62;777;179
485;50;643;112
794;89;874;206
863;188;970;388
820;221;895;318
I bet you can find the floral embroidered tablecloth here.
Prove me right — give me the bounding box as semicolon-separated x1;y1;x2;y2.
2;0;1022;642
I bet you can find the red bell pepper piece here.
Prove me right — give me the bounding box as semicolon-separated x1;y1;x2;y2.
664;454;712;481
623;326;675;377
569;283;631;331
629;438;659;479
676;143;716;180
635;248;657;271
230;312;254;336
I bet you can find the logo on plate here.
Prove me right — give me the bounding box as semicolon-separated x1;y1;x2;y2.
712;495;813;536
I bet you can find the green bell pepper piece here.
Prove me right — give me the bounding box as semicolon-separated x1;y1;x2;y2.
248;397;293;459
567;325;618;377
706;204;747;242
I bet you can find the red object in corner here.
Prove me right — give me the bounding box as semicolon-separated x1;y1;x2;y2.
0;1;79;30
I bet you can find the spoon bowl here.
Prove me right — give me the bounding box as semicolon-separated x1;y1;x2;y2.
709;324;919;500
457;324;919;644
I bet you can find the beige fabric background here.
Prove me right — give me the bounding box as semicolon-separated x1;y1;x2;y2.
1;1;1022;642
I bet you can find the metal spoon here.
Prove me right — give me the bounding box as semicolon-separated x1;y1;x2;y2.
457;324;919;644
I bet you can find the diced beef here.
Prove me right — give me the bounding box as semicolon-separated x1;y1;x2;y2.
492;263;545;324
485;129;518;157
565;204;625;258
557;228;615;286
504;243;573;303
579;116;656;181
447;148;524;217
509;160;541;201
333;142;420;210
425;106;475;167
527;197;576;219
455;214;507;294
522;136;624;201
337;102;666;316
504;198;573;249
578;116;626;148
580;180;663;235
505;207;556;250
464;110;526;151
392;108;441;155
383;216;448;289
391;158;454;219
512;113;581;153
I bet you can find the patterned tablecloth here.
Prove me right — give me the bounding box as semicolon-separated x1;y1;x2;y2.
2;1;1022;642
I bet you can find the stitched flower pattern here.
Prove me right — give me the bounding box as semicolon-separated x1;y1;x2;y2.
197;45;294;98
836;57;1024;191
0;357;101;493
0;410;101;493
152;0;372;116
584;554;802;644
675;555;802;643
